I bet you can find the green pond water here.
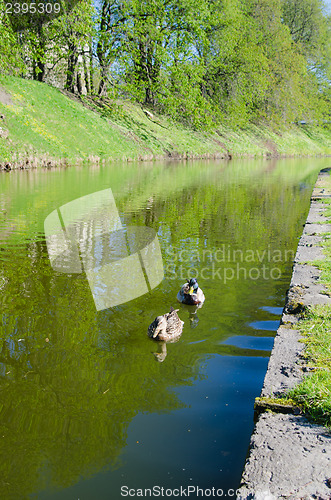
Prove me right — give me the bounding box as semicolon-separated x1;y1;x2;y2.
0;157;329;499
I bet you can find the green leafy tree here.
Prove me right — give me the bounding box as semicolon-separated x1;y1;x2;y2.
0;0;24;75
246;0;308;123
96;0;212;110
281;0;329;61
17;0;95;88
2;0;330;126
201;0;313;125
49;0;96;93
96;0;127;95
281;0;331;121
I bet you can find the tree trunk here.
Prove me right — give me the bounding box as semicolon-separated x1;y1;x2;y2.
33;59;45;82
97;0;111;96
98;65;109;96
66;45;78;93
82;46;91;94
32;22;46;82
77;72;83;95
144;87;154;105
89;43;94;94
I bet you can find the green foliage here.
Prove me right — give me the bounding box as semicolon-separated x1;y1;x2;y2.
159;62;216;130
282;0;329;61
220;0;307;124
201;0;272;126
0;0;24;75
289;305;331;427
2;0;331;129
281;0;331;122
47;0;96;92
97;0;212;107
17;0;95;86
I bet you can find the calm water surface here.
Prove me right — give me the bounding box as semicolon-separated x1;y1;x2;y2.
0;157;329;499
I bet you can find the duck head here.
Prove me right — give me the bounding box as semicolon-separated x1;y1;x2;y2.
152;315;167;338
187;278;199;295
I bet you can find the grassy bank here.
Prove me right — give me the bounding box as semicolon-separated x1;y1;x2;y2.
289;306;331;426
0;75;331;168
289;173;331;427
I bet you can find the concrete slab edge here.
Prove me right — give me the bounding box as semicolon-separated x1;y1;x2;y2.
237;168;331;500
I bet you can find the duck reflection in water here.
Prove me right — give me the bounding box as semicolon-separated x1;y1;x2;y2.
178;302;200;328
152;342;167;363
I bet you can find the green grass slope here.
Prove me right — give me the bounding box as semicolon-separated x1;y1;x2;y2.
0;75;330;167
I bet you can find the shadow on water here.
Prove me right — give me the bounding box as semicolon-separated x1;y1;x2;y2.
0;157;329;499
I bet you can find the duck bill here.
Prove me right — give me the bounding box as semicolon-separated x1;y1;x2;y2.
188;286;194;295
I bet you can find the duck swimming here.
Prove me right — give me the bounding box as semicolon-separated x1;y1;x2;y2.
177;278;205;306
148;307;184;342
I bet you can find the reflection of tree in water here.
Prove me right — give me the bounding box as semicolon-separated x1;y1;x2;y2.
0;245;204;499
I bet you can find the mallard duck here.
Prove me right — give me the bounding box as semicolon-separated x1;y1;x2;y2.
177;278;205;305
148;307;184;342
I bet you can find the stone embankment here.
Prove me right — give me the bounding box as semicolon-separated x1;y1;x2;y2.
237;168;331;500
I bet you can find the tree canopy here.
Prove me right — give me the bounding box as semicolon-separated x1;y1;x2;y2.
1;0;330;128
